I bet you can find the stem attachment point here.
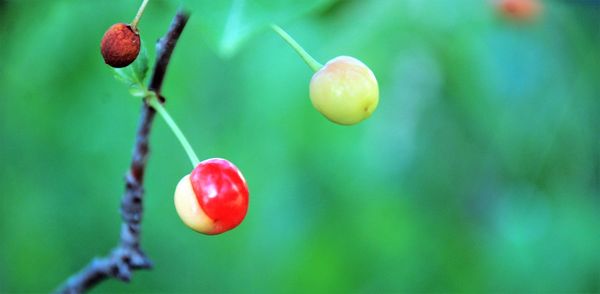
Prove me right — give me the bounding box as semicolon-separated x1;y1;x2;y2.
131;0;150;31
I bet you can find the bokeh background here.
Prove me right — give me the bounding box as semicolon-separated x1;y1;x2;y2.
0;0;599;292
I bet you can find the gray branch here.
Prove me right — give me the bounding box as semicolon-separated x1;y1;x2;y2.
56;9;190;294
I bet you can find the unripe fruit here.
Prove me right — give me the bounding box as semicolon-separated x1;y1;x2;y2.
498;0;541;21
100;23;141;68
309;56;379;125
174;158;249;235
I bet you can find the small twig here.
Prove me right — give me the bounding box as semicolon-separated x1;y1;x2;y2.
55;10;190;294
149;11;188;94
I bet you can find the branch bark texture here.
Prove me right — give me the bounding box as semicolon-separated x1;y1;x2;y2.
56;10;190;294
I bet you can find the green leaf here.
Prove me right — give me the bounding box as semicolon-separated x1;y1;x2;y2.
131;44;149;83
112;42;149;97
181;0;335;58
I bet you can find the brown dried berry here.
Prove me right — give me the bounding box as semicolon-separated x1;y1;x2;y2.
100;23;140;68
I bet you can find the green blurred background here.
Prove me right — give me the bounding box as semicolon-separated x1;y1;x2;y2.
0;0;599;292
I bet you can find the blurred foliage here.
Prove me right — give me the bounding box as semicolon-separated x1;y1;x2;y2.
0;0;599;292
186;0;335;57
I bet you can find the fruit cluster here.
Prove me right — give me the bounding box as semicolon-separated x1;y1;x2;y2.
100;1;382;235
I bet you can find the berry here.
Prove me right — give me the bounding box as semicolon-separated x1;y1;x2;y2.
174;158;249;235
100;23;140;68
498;0;541;21
309;56;379;125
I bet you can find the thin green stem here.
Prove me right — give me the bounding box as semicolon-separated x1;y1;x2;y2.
131;0;150;31
146;94;200;167
271;24;323;72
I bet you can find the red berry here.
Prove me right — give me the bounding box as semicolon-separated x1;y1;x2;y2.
174;158;249;235
100;23;140;68
498;0;541;21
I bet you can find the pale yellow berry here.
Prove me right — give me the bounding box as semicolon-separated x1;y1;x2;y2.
309;56;379;125
174;174;215;234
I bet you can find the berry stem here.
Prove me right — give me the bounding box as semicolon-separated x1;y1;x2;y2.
131;0;150;31
271;24;323;73
146;93;200;167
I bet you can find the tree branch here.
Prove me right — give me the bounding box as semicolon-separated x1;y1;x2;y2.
56;10;190;294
